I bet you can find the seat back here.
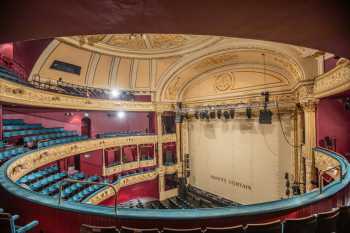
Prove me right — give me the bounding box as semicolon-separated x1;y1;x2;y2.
245;220;281;233
205;225;244;233
163;228;202;233
283;215;317;233
317;208;339;233
0;213;14;233
338;206;350;233
120;226;159;233
80;224;117;233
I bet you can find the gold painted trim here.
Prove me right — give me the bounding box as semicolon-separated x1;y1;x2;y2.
0;78;175;112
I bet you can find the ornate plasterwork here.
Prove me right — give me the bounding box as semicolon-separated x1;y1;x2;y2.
160;134;177;143
59;34;222;58
0;78;173;112
159;48;305;102
313;59;350;98
103;159;157;176
86;170;159;205
7;135;159;181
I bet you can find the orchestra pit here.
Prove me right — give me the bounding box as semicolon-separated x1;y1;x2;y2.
0;1;350;233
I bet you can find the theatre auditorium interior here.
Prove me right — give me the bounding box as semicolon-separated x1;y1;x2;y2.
1;1;350;233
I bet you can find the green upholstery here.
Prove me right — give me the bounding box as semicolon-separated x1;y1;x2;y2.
37;135;88;148
23;131;78;143
3;127;65;138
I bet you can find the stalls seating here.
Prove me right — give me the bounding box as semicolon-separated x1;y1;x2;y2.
205;225;244;233
80;224;118;233
337;205;350;233
163;228;202;233
244;220;281;233
0;147;30;162
316;208;339;233
0;213;39;233
121;226;159;233
283;215;317;233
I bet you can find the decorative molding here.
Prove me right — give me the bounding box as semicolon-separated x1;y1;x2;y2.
314;60;350;98
0;78;155;111
104;159;157;176
7;135;158;181
160;134;177;143
59;34;221;59
86;170;159;204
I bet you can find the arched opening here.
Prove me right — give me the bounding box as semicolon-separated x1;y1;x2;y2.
81;116;91;138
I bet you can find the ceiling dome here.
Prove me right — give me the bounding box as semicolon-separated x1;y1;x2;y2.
59;34;221;58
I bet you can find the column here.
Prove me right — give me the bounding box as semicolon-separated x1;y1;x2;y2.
175;112;182;177
156;111;165;200
302;100;318;192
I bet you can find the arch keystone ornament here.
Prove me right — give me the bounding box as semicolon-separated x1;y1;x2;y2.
214;72;235;92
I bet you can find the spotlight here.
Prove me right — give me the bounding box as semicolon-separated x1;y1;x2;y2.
111;89;120;98
345;97;350;111
194;111;199;119
229;109;235;119
223;111;230;120
259;109;272;124
246;107;252;119
117;111;126;119
200;111;209;120
84;112;89;117
209;111;216;119
216;110;222;119
259;91;272;124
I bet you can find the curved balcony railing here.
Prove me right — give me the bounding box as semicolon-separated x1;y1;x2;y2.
0;146;349;217
0;146;349;233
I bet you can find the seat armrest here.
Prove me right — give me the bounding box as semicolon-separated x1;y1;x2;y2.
12;214;20;221
16;220;39;233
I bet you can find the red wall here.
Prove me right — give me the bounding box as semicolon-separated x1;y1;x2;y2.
0;43;13;59
99;178;159;206
317;98;350;155
13;39;52;78
79;149;103;176
4;110;151;137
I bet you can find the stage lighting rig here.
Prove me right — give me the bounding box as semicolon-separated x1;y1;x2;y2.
223;111;230;120
216;110;222;119
259;91;272;124
246;107;252;119
209;111;216;119
229;109;235;119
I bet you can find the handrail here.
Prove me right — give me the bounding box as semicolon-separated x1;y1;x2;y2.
0;146;349;220
57;178;118;215
318;165;342;193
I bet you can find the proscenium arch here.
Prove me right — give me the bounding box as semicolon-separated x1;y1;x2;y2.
176;64;291;102
156;45;307;102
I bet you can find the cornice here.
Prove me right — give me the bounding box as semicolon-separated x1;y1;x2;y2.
7;135;159;182
313;60;350;98
0;78;155;111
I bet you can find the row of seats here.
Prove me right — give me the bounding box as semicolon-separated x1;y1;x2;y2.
23;130;79;143
3;123;42;131
37;135;88;148
0;207;39;233
0;65;28;86
0;141;5;149
0;147;30;162
41;172;86;196
80;206;350;233
29;172;67;192
17;165;59;185
187;185;238;207
2;119;26;126
3;127;65;138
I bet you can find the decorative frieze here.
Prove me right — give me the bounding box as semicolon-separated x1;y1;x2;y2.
314;59;350;98
0;78;155;111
